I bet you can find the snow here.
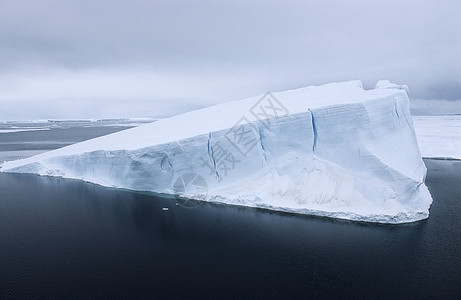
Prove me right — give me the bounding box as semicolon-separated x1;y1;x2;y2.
0;127;50;133
375;80;410;94
0;80;433;224
413;115;461;160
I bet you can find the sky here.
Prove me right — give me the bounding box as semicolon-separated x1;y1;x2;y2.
0;0;460;120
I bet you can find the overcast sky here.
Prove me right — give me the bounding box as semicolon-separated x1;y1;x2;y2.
0;0;460;120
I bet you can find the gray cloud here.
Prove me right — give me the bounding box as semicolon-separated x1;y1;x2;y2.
411;98;461;115
0;0;460;119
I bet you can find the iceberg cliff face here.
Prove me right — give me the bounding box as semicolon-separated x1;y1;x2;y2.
1;80;432;223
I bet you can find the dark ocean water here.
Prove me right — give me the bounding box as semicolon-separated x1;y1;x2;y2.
0;124;460;299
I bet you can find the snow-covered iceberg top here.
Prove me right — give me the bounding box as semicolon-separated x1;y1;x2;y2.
1;80;433;224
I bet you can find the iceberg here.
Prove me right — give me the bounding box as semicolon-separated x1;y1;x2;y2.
0;80;432;223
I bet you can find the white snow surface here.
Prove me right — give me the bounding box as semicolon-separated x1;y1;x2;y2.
1;80;433;223
0;127;50;133
413;115;461;160
375;79;410;94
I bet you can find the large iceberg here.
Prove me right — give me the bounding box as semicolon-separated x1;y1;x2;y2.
1;80;432;223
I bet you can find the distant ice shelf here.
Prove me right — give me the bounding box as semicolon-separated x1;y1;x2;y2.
1;80;433;224
413;115;461;160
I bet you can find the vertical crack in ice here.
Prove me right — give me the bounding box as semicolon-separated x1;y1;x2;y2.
400;100;413;129
160;155;173;171
257;124;268;166
160;156;166;170
309;109;318;152
394;97;412;129
394;99;401;130
394;100;400;120
207;132;220;180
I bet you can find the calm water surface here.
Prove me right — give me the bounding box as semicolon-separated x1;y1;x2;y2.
0;124;460;299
